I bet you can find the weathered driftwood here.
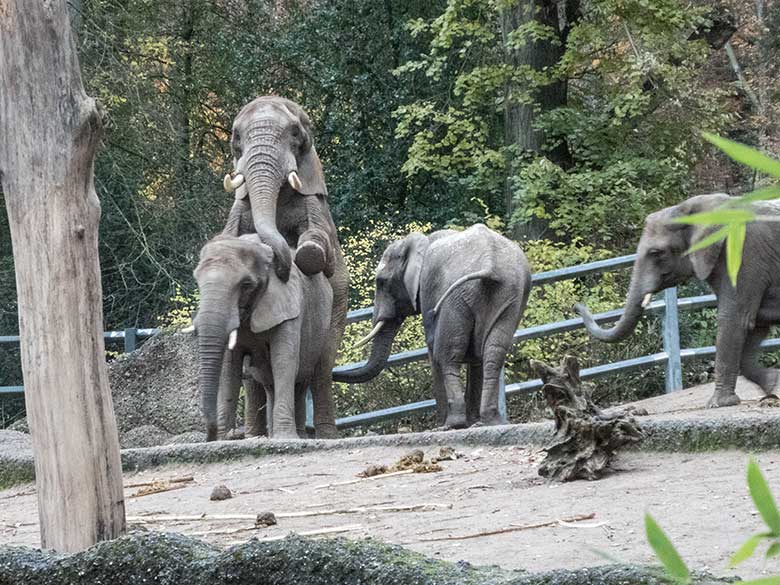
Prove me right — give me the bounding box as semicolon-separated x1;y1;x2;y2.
532;356;643;481
0;0;126;550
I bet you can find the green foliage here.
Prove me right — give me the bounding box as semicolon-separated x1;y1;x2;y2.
644;513;690;584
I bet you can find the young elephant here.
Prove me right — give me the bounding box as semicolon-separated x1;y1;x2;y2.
574;193;780;408
193;234;332;440
334;224;531;429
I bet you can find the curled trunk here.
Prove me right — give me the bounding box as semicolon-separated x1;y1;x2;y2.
574;262;646;343
333;319;403;383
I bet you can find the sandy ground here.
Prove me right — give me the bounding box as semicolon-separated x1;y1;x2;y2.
0;445;778;580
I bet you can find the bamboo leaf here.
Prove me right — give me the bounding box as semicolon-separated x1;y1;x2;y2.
738;578;780;585
748;458;780;535
685;225;730;255
726;223;746;287
645;514;690;584
673;208;755;225
703;133;780;177
766;542;780;559
730;535;765;566
740;185;780;203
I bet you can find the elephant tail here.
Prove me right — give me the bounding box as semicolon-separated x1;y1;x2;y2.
432;269;493;316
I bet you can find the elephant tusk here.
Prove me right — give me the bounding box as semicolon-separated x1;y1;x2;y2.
228;329;238;350
181;324;195;334
234;183;248;201
288;170;303;191
353;320;384;349
223;173;245;192
641;293;653;308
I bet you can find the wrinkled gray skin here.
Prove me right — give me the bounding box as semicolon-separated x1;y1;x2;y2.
575;193;780;408
193;234;332;440
223;96;348;438
334;225;531;429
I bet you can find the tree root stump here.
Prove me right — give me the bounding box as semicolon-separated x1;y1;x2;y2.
531;356;644;482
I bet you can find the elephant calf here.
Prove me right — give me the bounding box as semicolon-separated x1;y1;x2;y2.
334;224;531;429
192;234;332;440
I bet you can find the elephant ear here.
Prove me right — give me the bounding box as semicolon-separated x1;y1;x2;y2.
676;194;731;280
402;233;430;312
296;143;327;197
251;266;303;333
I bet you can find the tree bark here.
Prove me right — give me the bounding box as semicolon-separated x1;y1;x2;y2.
500;0;571;237
0;0;126;551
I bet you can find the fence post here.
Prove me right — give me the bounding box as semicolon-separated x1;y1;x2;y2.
498;367;507;422
123;327;137;354
662;287;683;392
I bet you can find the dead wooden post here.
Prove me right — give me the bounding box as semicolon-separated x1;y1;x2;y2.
0;0;126;550
531;356;643;482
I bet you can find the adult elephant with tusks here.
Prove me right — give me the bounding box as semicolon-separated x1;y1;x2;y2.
334;224;532;429
574;193;780;408
221;96;347;438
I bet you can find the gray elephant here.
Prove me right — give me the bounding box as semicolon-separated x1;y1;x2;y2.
334;224;532;429
574;193;780;408
221;96;347;439
192;234;332;440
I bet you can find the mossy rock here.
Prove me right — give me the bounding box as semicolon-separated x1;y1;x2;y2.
0;532;732;584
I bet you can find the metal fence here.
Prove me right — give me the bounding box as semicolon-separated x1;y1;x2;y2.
2;253;779;428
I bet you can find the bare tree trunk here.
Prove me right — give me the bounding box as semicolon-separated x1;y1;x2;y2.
500;0;571;238
0;0;126;552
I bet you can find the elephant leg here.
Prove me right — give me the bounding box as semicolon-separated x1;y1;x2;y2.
270;321;300;439
707;307;748;408
466;362;483;427
294;197;334;276
245;377;268;437
265;385;274;437
217;348;242;439
478;326;513;425
430;348;448;426
439;361;467;430
740;326;778;396
294;384;308;438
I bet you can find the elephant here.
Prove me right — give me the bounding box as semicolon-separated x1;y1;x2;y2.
192;234;332;440
221;96;348;439
574;193;780;408
333;224;532;429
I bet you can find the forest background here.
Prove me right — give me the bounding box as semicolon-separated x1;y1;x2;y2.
0;0;778;424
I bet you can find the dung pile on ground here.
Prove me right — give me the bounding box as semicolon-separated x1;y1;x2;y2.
359;447;462;477
108;331;205;447
0;531;731;584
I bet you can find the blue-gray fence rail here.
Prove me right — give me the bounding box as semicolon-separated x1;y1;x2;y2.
2;254;778;428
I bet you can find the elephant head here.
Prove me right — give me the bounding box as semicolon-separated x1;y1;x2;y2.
574;193;732;342
225;96;327;281
333;232;430;384
193;234;303;440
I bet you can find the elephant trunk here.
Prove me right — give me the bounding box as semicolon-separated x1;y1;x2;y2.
244;134;293;281
197;325;227;441
333;319;403;383
574;259;646;343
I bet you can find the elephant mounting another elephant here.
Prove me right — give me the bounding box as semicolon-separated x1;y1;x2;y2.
192;96;347;440
334;224;532;429
575;193;780;409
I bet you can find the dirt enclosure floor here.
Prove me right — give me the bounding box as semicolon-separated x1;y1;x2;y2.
0;446;777;580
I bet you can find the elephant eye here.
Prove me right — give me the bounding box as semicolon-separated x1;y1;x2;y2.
647;248;664;258
240;277;254;289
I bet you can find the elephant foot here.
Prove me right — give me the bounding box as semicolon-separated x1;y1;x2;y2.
295;241;326;275
473;416;505;427
206;425;218;442
705;391;741;408
272;430;301;441
315;427;339;440
225;428;245;440
442;414;468;430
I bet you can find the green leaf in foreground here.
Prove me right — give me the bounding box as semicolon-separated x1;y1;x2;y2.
748;458;780;535
703;132;780;178
738;578;780;585
685;225;730;255
767;542;780;559
726;223;746;287
730;534;765;567
672;208;755;225
645;514;690;584
740;185;780;203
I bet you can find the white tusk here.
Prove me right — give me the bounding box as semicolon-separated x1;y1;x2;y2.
353;321;385;349
288;171;303;191
228;329;238;350
223;173;245;192
234;183;248;201
641;293;652;308
181;324;195;334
